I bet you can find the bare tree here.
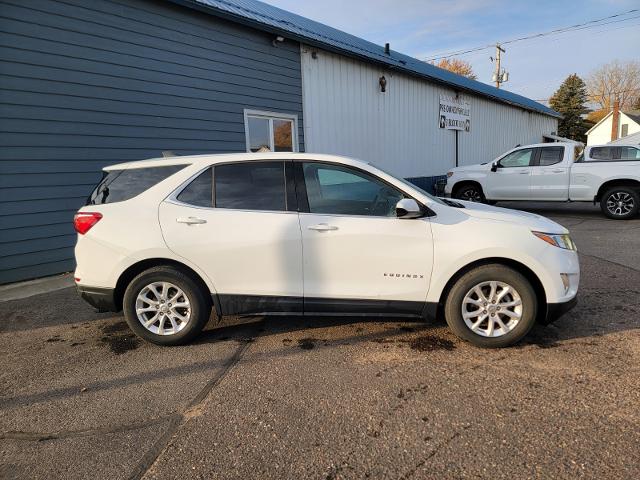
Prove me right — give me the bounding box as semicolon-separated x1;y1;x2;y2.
434;58;477;80
586;60;640;112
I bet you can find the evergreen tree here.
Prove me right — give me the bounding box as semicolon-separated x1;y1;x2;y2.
549;74;590;141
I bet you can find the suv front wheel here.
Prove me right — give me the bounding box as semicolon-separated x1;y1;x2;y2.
453;184;485;203
123;266;211;346
444;265;537;348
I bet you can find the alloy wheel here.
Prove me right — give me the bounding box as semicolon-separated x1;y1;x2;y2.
606;192;635;217
135;281;191;335
461;281;522;337
459;189;483;202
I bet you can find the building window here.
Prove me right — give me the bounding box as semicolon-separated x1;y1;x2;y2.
243;110;298;153
621;124;629;138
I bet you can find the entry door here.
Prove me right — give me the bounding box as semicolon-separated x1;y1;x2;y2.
484;147;535;199
159;161;303;314
529;146;570;200
297;162;434;314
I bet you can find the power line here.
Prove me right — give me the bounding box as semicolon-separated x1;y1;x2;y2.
424;9;639;61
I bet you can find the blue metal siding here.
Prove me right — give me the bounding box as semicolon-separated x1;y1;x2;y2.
0;0;305;284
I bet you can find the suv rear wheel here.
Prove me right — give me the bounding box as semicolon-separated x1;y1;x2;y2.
123;266;211;345
444;265;537;348
600;186;639;220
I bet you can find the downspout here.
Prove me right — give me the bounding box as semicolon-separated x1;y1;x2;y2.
455;91;460;167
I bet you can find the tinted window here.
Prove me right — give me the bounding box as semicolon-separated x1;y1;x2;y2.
587;147;639;161
303;163;404;216
214;162;286;211
590;147;615;161
538;147;564;166
177;168;212;207
499;148;534;168
620;146;640;160
87;165;185;205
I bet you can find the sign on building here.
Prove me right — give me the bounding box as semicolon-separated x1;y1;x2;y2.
439;95;471;132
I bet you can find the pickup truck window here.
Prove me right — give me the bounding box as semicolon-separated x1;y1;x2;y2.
537;147;564;166
589;146;640;162
621;146;640;160
499;148;534;168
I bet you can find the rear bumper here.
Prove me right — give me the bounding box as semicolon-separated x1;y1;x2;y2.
77;285;119;312
543;296;578;325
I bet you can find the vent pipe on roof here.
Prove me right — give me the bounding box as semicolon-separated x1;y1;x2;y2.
384;43;390;55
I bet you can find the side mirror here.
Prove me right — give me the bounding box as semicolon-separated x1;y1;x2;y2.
396;198;423;219
490;162;498;172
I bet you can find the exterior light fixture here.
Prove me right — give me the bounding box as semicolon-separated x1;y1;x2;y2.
379;75;387;93
272;35;285;47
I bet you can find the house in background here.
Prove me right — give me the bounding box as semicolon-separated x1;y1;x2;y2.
586;103;640;145
0;0;558;284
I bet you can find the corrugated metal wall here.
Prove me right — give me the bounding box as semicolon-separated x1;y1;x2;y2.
300;46;557;179
0;0;304;284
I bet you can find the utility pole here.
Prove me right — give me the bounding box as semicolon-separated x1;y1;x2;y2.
493;44;506;89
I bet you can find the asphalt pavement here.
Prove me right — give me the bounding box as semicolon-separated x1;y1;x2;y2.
1;202;638;479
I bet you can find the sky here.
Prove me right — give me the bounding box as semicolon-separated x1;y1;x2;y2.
262;0;640;103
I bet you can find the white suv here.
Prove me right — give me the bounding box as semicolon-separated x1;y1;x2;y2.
74;153;579;348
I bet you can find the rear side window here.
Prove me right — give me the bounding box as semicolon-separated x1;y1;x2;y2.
214;162;286;211
177;168;212;207
620;146;640;160
587;146;639;161
87;165;185;205
589;147;616;161
538;147;564;166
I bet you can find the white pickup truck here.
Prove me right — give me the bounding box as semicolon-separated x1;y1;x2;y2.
445;142;640;219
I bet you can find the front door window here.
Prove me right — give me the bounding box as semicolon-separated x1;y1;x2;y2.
498;148;535;168
302;162;404;217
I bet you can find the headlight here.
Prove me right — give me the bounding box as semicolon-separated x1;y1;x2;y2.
532;231;576;251
446;171;454;178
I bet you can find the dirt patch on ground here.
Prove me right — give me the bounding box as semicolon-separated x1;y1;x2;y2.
408;334;456;352
298;338;317;350
100;321;141;354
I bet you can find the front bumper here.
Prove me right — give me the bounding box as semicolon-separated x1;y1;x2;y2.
542;295;578;325
76;285;119;312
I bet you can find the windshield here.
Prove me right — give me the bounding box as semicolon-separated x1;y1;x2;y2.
371;165;447;206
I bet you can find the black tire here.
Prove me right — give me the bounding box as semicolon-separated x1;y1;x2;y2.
444;265;537;348
123;266;211;346
600;186;639;220
453;183;485;203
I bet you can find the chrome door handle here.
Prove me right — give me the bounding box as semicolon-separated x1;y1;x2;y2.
518;171;530;174
552;169;564;173
308;223;338;232
176;216;207;225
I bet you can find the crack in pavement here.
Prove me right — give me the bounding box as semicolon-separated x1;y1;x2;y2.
400;430;462;480
127;334;259;480
579;252;640;273
0;415;175;442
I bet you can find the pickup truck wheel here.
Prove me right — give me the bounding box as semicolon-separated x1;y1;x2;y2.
453;184;485;203
123;266;211;346
444;265;537;348
600;187;639;220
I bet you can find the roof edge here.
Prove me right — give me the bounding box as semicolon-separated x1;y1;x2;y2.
168;0;561;118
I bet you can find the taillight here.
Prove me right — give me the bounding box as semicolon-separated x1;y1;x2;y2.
74;212;102;234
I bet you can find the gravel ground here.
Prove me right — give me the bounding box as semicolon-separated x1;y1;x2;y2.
1;202;638;480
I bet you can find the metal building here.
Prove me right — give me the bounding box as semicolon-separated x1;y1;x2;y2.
0;0;559;283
